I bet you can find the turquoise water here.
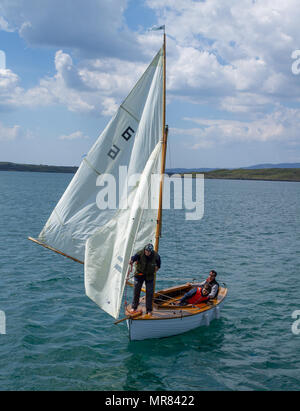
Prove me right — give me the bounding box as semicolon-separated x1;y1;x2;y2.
0;171;300;391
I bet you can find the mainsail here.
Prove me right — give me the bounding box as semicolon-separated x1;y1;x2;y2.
32;47;164;318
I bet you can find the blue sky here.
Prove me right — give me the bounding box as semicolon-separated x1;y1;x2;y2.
1;0;300;168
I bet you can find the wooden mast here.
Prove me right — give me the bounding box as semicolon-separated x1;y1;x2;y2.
154;30;167;253
153;30;167;294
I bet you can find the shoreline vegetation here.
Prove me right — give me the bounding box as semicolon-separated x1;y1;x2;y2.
180;168;300;182
0;161;300;182
0;162;78;174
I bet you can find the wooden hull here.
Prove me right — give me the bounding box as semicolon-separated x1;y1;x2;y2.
126;284;227;341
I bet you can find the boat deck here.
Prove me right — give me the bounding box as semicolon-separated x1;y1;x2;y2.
125;283;227;320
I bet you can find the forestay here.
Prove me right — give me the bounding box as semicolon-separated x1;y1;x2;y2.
37;47;164;318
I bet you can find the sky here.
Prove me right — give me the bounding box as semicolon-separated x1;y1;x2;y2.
1;0;300;168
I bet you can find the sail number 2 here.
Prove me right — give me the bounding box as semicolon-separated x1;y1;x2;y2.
107;126;135;160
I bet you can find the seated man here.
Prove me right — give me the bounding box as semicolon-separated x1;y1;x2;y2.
177;283;212;306
189;270;219;300
199;270;219;300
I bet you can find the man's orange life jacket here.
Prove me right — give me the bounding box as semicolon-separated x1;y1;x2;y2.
187;287;209;305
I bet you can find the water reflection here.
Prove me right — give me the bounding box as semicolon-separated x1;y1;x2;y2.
122;318;227;390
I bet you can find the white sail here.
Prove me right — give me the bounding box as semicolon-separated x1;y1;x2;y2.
37;48;163;264
85;142;162;318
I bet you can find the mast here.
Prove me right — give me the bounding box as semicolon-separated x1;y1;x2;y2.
154;30;168;254
153;31;167;294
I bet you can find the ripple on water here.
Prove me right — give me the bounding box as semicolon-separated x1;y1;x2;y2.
1;174;300;390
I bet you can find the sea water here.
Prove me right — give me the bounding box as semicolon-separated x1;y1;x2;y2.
0;171;299;391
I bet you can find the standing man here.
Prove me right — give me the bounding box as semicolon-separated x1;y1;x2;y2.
129;243;161;317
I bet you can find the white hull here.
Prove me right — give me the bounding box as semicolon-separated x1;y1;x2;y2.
127;300;224;341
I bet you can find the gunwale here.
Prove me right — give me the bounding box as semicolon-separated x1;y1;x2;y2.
125;283;227;321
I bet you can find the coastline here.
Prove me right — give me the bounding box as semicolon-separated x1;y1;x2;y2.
175;168;300;182
0;162;78;174
1;162;300;182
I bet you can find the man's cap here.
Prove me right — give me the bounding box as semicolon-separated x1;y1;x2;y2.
144;243;154;252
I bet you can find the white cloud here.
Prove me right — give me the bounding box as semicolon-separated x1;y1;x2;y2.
38;50;96;113
1;0;300;149
0;121;21;141
59;131;89;140
36;50;147;114
0;15;13;32
2;0;300;117
147;0;300;114
0;68;19;91
101;97;119;117
0;48;148;115
0;66;54;110
172;107;300;149
0;68;23;109
0;0;141;59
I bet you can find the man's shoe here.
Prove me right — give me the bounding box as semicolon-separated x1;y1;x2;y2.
129;308;142;315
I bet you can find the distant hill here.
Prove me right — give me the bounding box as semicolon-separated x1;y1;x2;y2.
243;163;300;169
201;168;300;182
166;163;300;174
1;161;300;181
0;162;78;173
166;167;217;174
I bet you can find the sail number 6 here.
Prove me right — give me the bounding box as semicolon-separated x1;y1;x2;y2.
107;126;135;160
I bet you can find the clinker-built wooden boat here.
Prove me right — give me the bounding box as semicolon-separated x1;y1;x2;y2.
126;282;227;340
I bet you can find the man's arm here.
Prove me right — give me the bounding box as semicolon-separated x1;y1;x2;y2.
130;254;140;263
155;254;161;270
187;280;205;287
208;284;219;299
129;253;141;270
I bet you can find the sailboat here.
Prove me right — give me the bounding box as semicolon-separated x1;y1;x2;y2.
28;29;227;340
